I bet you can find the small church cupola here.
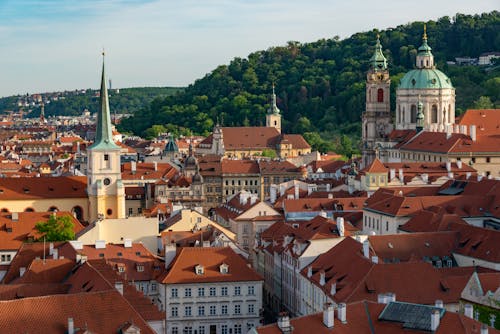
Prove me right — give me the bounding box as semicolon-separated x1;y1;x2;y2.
369;34;387;71
266;84;282;133
416;24;434;69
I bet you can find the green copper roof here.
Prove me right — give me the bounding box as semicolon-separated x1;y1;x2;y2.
164;134;179;152
418;25;432;55
268;85;280;114
89;55;120;151
369;36;387;71
399;68;453;89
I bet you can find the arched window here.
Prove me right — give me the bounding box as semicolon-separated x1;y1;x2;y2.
48;206;58;212
24;207;35;212
72;206;84;221
402;107;405;122
398;106;401;123
448;104;452;122
431;105;438;123
410;105;417;123
377;89;384;103
0;208;9;213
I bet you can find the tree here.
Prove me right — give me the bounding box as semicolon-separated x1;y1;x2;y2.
35;214;75;242
473;96;494;109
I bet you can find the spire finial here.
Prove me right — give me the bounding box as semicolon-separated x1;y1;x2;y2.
423;24;427;41
272;82;275;96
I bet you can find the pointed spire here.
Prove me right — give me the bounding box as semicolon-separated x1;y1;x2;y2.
268;83;280;114
90;51;119;150
418;23;432;54
369;34;387;71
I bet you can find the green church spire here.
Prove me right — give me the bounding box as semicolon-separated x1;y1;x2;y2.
370;34;387;71
268;83;280;115
90;52;119;150
418;24;432;55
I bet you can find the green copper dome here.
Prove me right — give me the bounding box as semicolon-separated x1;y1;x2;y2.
369;36;388;71
398;68;453;89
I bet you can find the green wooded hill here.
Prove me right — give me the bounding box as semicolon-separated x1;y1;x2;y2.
119;11;500;153
0;87;183;118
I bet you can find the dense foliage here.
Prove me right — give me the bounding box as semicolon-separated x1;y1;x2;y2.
35;215;75;242
0;87;183;118
119;12;500;152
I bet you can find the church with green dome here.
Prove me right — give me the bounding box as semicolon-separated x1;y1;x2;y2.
395;25;456;132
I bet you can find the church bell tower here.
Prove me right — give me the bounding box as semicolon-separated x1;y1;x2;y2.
87;52;125;222
362;35;392;167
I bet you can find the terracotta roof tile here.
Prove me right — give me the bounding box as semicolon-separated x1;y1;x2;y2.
0;176;87;200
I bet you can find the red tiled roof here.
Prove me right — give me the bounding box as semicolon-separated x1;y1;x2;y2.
458;109;500;136
364;158;388;173
222;127;280;150
0;176;87;199
281;134;311;149
0;290;156;334
161;247;262;284
221;159;260;174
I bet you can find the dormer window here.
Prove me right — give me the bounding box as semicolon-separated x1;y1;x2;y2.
136;264;144;272
195;264;204;275
220;263;229;274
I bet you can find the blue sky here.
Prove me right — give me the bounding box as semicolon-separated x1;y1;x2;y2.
0;0;498;97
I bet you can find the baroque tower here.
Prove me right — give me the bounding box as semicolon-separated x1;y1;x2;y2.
266;84;282;133
362;35;392;168
87;53;125;221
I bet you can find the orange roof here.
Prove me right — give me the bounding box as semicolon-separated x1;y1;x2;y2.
221;126;280;150
458;109;500;136
14;258;76;284
364;158;388;173
0;176;87;200
0;290;156;334
121;161;177;180
161;247;262;284
221;159;260;174
0;212;85;251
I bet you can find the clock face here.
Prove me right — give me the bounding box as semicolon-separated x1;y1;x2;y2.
103;178;111;186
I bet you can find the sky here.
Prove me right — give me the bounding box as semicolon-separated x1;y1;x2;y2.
0;0;498;97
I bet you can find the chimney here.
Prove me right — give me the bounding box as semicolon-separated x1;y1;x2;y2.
386;292;396;302
466;172;471;179
76;141;80;154
390;168;396;181
446;125;452;139
326;183;331;192
464;303;473;319
280;184;286;197
277;312;292;334
448;171;454;179
446;161;451;172
19;267;26;277
337;303;347;323
68;318;75;334
319;211;327;218
165;242;177;269
457;160;462;169
131;161;137;174
323;303;334;328
153;161;158;171
460;125;467;135
11;212;18;222
95;240;106;249
430;309;440;332
49;242;54;255
319;270;326;286
336;217;345;237
307;183;315;196
363;240;370;259
398;168;404;182
124;238;132;248
481;324;489;334
371;256;379;264
69;240;83;250
330;283;336;295
250;195;257;205
421;173;429;183
115;281;124;295
307;266;312;278
270;184;277;204
454;124;460;133
294;184;299;199
470;125;477;142
378;293;387;304
52;248;58;260
435;300;444;308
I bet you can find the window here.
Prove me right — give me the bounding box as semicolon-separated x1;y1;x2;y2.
247;323;254;331
184;306;192;317
209;287;216;296
411;105;417;123
151;283;157;291
377;88;384;102
136;265;144;272
184;288;192;298
234;286;241;296
210;305;216;315
128;208;133;216
171;288;178;298
221;325;228;334
248;304;255;314
117;266;125;273
221;305;228;315
247;285;255;295
431;104;438;123
183;327;193;334
198;326;205;334
172;327;178;334
198;287;205;297
221;287;228;296
198;305;205;316
234;304;241;314
171;306;178;317
486;157;491;163
234;324;242;334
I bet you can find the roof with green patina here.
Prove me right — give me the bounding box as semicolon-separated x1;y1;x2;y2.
399;68;453;90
